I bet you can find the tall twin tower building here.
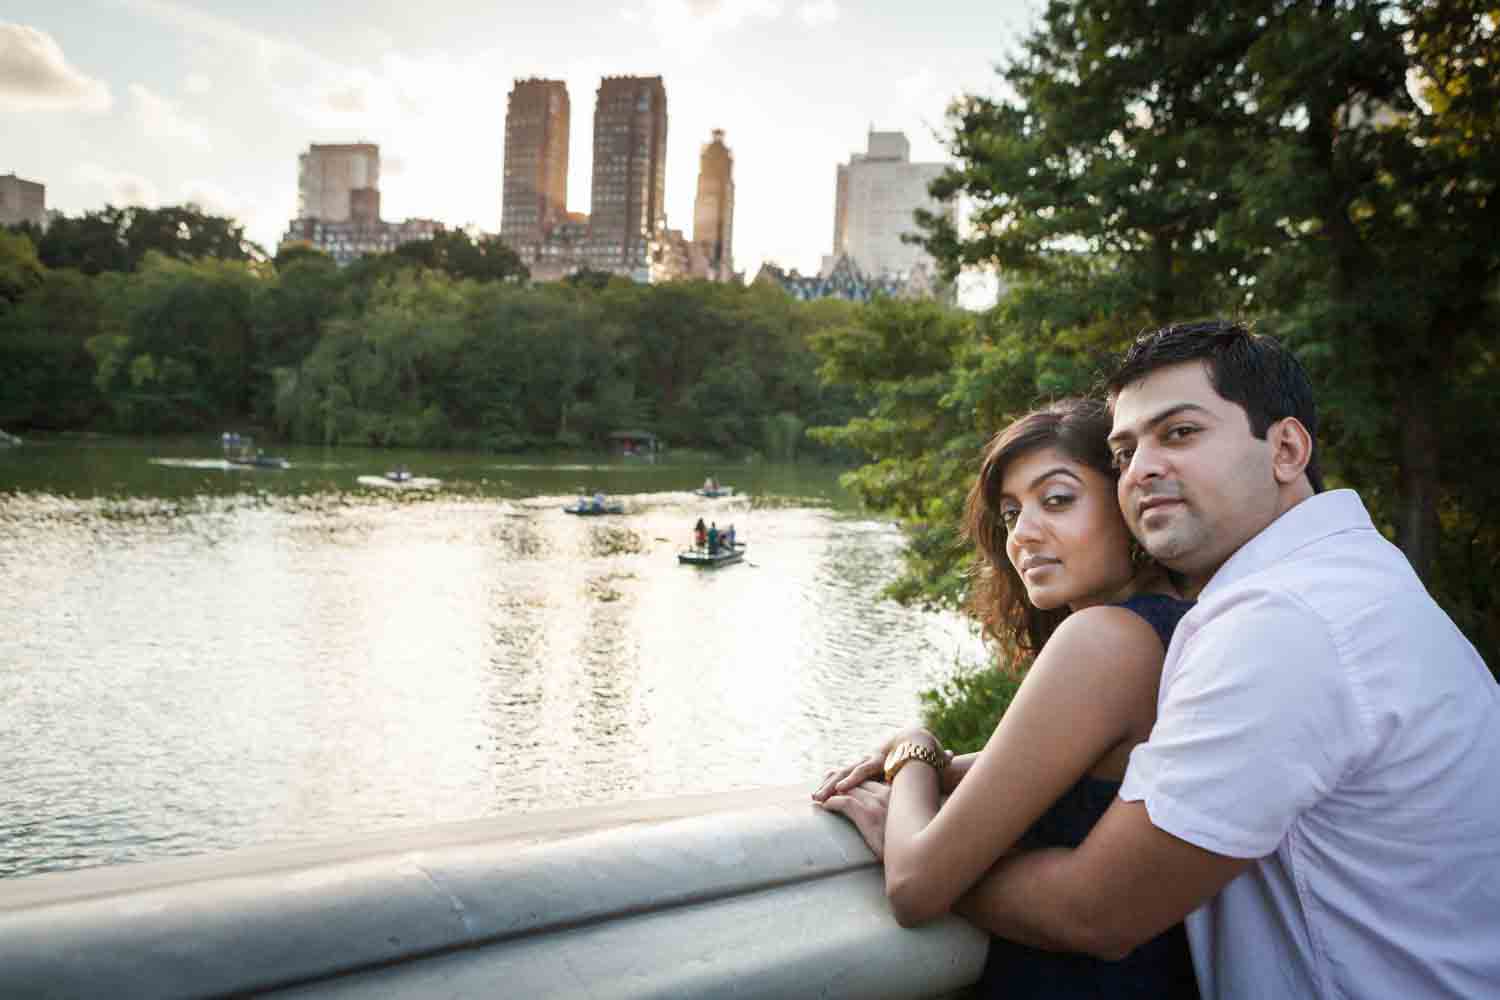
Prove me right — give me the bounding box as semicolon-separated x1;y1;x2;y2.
501;76;734;283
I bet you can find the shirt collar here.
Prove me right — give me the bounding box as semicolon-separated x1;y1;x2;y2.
1197;489;1373;601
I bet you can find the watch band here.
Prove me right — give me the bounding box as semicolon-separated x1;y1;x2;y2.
883;741;947;784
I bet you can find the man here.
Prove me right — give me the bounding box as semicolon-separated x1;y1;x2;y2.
953;321;1500;997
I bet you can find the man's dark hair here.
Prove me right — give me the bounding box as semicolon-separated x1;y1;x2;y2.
1104;319;1324;493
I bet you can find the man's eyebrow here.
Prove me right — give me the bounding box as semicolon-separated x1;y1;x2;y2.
1107;403;1213;446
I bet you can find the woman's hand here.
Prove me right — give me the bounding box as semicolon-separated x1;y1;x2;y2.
816;779;891;859
811;727;940;803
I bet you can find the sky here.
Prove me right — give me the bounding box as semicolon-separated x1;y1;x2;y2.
3;0;1038;280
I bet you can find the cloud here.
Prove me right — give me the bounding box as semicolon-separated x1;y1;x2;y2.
125;0;331;76
0;23;112;112
184;72;211;95
638;0;783;48
130;83;211;149
72;163;159;207
178;179;241;218
797;0;838;26
323;82;369;114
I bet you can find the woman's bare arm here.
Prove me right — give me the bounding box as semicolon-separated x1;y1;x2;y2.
874;606;1167;926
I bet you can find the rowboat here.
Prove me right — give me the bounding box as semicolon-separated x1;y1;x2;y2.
678;543;746;567
564;501;625;516
358;474;442;490
227;454;290;469
220;433;289;469
693;486;735;498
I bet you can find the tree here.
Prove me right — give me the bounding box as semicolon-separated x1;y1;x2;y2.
894;2;1500;734
392;231;529;283
0;229;44;304
37;205;259;274
810;298;985;607
92;254;261;430
913;0;1500;630
0;234;105;428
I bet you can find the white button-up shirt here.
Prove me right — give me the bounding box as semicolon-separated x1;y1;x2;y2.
1121;489;1500;999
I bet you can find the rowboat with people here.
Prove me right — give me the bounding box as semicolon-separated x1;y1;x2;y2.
694;475;735;498
221;432;289;469
678;542;746;567
565;493;625;515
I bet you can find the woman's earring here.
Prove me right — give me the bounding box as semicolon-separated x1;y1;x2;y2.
1129;540;1151;568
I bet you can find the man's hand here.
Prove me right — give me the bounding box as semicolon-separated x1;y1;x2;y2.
816;779;891;859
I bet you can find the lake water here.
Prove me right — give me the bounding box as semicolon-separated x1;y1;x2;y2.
0;435;984;879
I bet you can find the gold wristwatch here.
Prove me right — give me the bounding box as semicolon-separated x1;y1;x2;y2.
883;741;948;784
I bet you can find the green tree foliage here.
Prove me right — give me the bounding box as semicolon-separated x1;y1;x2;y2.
91;254;260;431
818;0;1500;698
920;659;1024;754
810;298;984;607
392;230;529;283
0;229;44;304
7;237;862;455
0;232;104;427
35;204;259;274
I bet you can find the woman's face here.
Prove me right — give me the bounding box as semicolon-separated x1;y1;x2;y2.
998;445;1137;612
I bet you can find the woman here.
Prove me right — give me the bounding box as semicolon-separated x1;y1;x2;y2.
813;398;1197;998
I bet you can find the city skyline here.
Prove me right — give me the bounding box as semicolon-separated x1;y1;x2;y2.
2;0;1036;279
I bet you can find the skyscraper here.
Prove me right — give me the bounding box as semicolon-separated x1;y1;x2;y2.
285;141;440;266
828;130;949;278
587;75;667;278
297;143;380;222
692;129;734;282
0;173;45;229
501;79;570;257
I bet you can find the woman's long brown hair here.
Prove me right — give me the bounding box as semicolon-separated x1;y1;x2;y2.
962;398;1119;662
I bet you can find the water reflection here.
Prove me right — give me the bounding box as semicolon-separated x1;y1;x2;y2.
1;453;984;880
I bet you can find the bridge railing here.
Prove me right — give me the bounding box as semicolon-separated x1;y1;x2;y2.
0;785;988;998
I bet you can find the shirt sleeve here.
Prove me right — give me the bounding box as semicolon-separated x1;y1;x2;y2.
1118;587;1366;859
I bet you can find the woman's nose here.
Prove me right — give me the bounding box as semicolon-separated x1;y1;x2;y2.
1010;504;1043;542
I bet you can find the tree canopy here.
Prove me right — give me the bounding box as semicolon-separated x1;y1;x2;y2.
817;0;1500;675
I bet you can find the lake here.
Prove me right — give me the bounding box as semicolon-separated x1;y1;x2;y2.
0;435;984;879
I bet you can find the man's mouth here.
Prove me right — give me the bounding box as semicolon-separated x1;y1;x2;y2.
1138;496;1182;517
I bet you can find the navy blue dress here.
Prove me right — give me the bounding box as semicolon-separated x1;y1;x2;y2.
975;593;1199;1000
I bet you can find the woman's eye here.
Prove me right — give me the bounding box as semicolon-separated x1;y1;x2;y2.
1043;494;1074;509
1111;449;1133;468
999;508;1019;526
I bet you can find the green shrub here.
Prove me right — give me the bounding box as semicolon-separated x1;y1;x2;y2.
919;656;1028;754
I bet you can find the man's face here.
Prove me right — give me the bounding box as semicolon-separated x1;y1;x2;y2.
1108;361;1283;587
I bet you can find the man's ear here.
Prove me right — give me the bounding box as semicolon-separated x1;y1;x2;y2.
1268;417;1313;486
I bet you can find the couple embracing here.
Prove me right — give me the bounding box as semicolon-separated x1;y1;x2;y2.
814;321;1500;999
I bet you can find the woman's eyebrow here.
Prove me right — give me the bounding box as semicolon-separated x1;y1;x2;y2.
1027;467;1083;491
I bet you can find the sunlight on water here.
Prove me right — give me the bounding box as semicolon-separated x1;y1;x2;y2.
0;451;986;880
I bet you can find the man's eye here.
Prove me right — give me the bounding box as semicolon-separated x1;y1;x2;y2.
1111;448;1134;468
1165;425;1198;441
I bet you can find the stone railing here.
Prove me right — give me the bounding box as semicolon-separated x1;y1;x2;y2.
0;786;988;998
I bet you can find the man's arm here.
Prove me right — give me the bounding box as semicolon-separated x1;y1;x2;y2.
955;798;1253;959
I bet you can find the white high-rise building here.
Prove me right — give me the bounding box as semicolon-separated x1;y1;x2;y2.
827;130;950;279
298;143;380;222
0;173;45;229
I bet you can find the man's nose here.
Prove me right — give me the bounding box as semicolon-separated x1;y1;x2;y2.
1122;442;1165;486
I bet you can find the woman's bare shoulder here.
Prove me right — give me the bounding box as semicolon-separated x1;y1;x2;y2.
1028;604;1169;690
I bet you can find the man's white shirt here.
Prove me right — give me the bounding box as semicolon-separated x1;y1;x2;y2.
1120;489;1500;999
